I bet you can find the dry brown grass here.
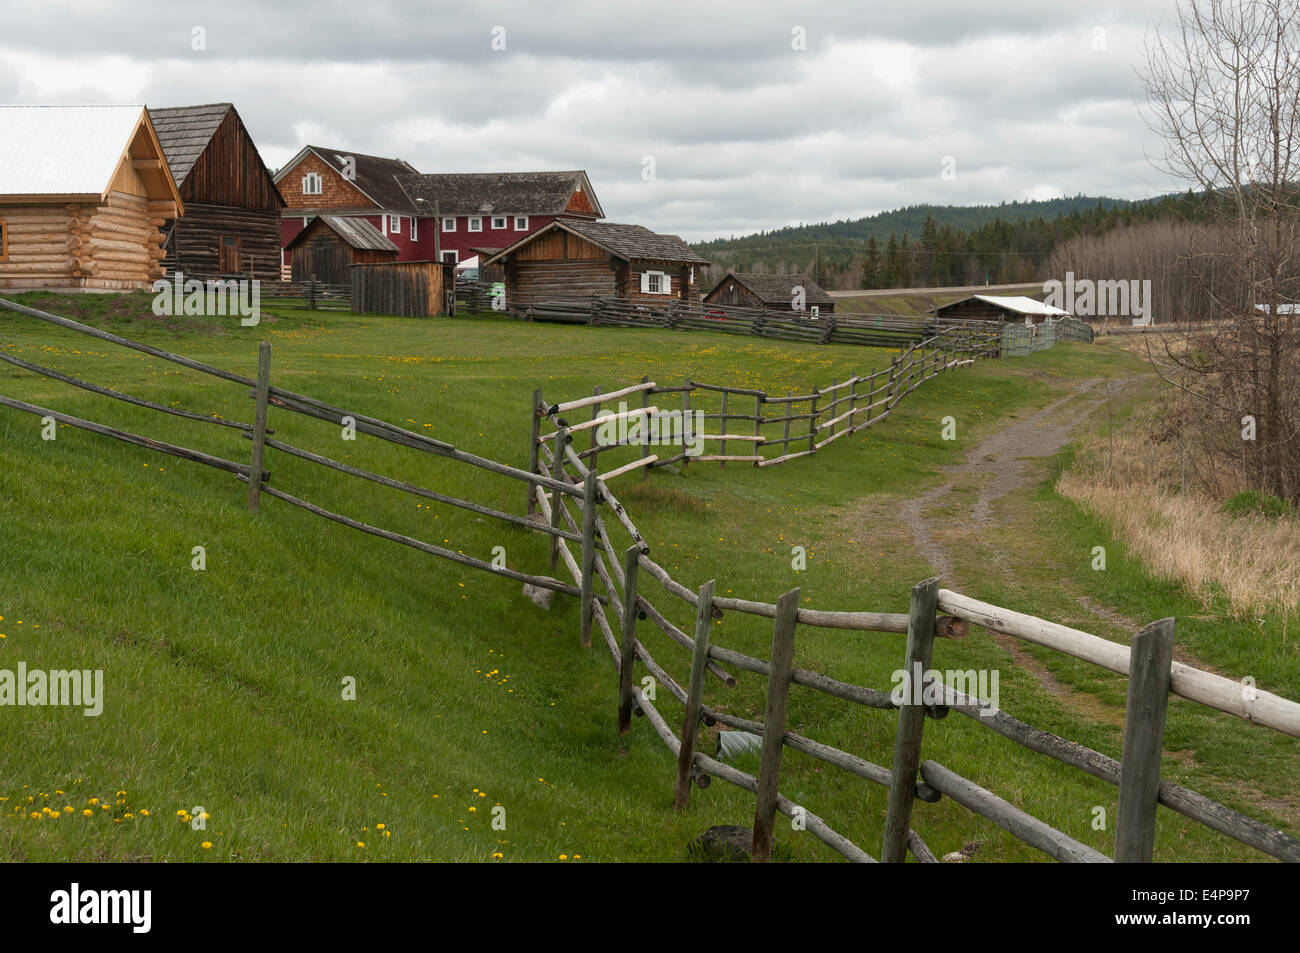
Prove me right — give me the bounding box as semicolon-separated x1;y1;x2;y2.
1057;389;1300;625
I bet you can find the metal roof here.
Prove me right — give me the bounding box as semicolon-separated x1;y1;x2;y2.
285;214;398;252
968;294;1069;317
0;105;150;196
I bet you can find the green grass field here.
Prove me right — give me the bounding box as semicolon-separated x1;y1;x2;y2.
0;293;1295;862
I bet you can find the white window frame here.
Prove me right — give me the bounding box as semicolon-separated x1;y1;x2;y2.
643;270;671;295
410;217;418;240
302;172;322;195
514;215;529;231
491;215;507;230
389;214;402;235
468;216;483;232
442;216;456;232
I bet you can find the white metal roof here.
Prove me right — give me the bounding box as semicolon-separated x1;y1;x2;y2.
1255;303;1300;314
972;294;1070;317
0;105;147;196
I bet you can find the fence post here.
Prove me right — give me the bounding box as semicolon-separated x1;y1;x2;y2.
549;427;568;571
616;545;642;734
639;376;651;478
719;389;728;469
587;384;603;465
247;341;272;512
578;469;598;648
681;387;692;474
752;587;800;862
807;388;819;454
753;394;763;466
1115;618;1175;862
526;387;542;515
674;578;716;810
882;576;940;862
309;274;317;311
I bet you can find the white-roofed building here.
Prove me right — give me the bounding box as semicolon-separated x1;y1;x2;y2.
0;105;182;291
931;293;1070;325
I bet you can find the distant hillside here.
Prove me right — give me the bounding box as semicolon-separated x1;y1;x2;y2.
692;193;1191;292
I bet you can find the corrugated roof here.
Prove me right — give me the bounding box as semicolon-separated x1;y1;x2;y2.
0;105;148;195
286;215;398;252
396;170;602;217
710;272;835;306
147;103;231;185
968;294;1069;317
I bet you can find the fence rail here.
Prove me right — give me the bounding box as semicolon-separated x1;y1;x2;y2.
0;293;1292;865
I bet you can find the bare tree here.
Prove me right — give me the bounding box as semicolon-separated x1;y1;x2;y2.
1141;0;1300;502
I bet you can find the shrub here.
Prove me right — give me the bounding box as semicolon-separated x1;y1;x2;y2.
1221;490;1296;520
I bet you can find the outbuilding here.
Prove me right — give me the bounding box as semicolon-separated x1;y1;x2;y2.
703;272;835;315
0;105;182;291
284;214;398;285
931;294;1068;325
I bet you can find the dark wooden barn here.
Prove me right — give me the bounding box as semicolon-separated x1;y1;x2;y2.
930;294;1068;325
149;103;285;283
285;215;398;285
482;219;709;305
351;260;456;318
703;272;835;314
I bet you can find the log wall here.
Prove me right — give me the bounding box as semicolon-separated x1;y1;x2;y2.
164;204;282;283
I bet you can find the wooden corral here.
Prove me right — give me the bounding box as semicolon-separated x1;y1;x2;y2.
285;215;397;285
704;272;836;314
0;105;182;291
482;219;709;310
351;260;456;317
149;104;285;283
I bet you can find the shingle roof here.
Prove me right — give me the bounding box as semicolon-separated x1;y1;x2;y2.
561;220;709;264
147;103;231;186
285;214;398;252
0;105;151;195
278;146;420;213
712;272;835;306
395;170;601;217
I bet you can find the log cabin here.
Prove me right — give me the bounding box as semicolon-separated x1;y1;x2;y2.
0;105;182;291
148;103;285;283
284;214;398;285
930;294;1068;326
481;219;709;306
703;272;836;314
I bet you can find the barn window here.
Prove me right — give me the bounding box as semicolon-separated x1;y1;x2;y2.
492;215;507;230
642;270;670;295
0;218;7;261
442;250;458;264
442;217;456;232
468;217;482;232
390;215;401;234
302;172;322;195
514;215;528;231
410;217;418;240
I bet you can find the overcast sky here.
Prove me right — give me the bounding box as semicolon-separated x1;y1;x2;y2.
0;0;1183;240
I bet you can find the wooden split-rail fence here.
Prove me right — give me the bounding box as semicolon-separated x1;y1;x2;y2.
0;295;1294;863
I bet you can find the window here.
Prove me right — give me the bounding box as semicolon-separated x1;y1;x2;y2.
442;250;458;264
642;270;670;295
442;217;456;232
468;216;482;232
0;218;7;261
410;217;418;240
514;215;529;231
389;215;401;234
302;172;322;195
491;215;507;230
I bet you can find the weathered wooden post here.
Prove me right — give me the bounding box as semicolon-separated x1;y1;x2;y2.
752;587;800;862
578;469;599;648
807;388;819;455
526;387;542;516
616;546;642;734
639;376;652;478
719;389;729;469
681;387;692;474
309;274;317;311
752;393;763;465
548;427;567;571
1115;617;1175;862
882;576;940;862
587;385;602;460
247;341;272;512
674;579;716;810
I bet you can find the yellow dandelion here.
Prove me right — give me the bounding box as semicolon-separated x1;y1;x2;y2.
201;842;212;849
82;809;93;817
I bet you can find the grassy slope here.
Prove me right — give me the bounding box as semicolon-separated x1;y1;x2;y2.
0;293;1293;862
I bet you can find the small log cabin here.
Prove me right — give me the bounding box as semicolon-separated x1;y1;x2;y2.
481;220;709;304
931;294;1068;326
703;272;836;314
0;105;182;291
149;103;285;283
284;214;398;284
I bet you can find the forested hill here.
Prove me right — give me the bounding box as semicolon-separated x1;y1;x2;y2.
691;193;1188;290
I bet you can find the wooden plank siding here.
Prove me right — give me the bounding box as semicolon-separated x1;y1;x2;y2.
351;260;454;317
